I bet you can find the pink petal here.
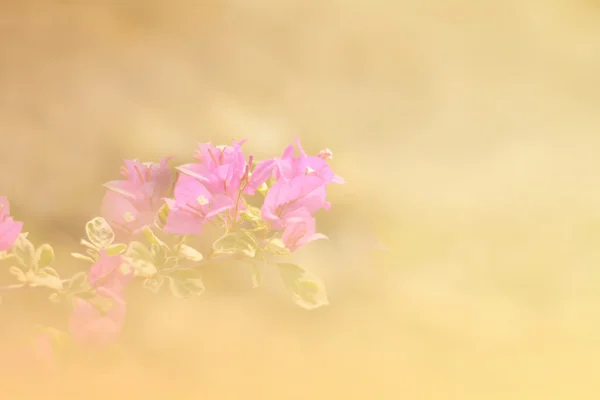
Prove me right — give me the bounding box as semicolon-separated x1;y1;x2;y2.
163;208;205;235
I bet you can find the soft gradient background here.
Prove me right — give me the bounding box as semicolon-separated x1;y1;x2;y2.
1;0;600;398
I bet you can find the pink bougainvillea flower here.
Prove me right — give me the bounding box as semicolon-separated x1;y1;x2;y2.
88;250;134;295
261;175;330;230
68;287;126;349
274;138;345;185
243;158;277;195
163;174;235;235
177;139;249;198
101;157;174;236
281;208;328;252
0;196;23;252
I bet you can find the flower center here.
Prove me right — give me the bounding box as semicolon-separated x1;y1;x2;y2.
119;262;132;275
123;212;136;223
196;195;209;206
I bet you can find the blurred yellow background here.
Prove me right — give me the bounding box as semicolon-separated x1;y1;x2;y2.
1;0;600;398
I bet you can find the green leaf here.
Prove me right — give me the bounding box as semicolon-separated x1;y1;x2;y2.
163;256;178;269
125;241;157;277
177;244;204;262
9;266;26;282
71;252;95;263
13;234;36;269
143;275;165;293
85;217;115;248
65;271;90;294
212;231;257;258
48;292;62;304
106;243;128;256
166;269;205;299
86;248;99;260
276;263;329;310
143;226;169;251
31;269;64;291
155;203;170;230
126;241;153;262
36;244;55;269
264;237;291;256
257;182;268;195
240;205;262;222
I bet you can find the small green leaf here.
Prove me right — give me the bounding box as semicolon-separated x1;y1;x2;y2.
36;244;55;269
212;231;257;258
85;217;115;248
143;226;169;251
264;237;291;256
9;266;26;282
131;260;157;277
31;270;64;291
166;268;205;299
163;257;178;269
80;239;98;250
257;182;268;195
13;234;36;269
106;243;128;256
86;248;99;260
126;241;153;262
143;275;165;293
71;253;95;263
240;205;262;222
125;241;157;277
48;292;62;304
43;267;60;278
177;244;204;262
65;271;90;294
155;203;170;230
277;263;329;310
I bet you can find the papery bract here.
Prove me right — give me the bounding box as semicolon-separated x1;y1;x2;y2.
178;139;248;197
102;157;174;236
274;138;345;185
163;174;234;235
88;250;133;295
243;158;277;195
0;196;23;252
281;209;328;252
68;287;126;349
261;175;329;230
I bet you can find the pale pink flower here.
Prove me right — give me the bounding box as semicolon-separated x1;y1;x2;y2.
274;138;344;185
281;208;328;252
163;174;235;235
0;196;23;252
243;158;277;195
261;175;330;230
88;250;133;295
68;287;126;348
101;157;174;236
177;139;248;198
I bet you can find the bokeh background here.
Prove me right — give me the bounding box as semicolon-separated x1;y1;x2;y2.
1;0;600;398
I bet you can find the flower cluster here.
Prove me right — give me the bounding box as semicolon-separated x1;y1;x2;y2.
0;137;343;368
